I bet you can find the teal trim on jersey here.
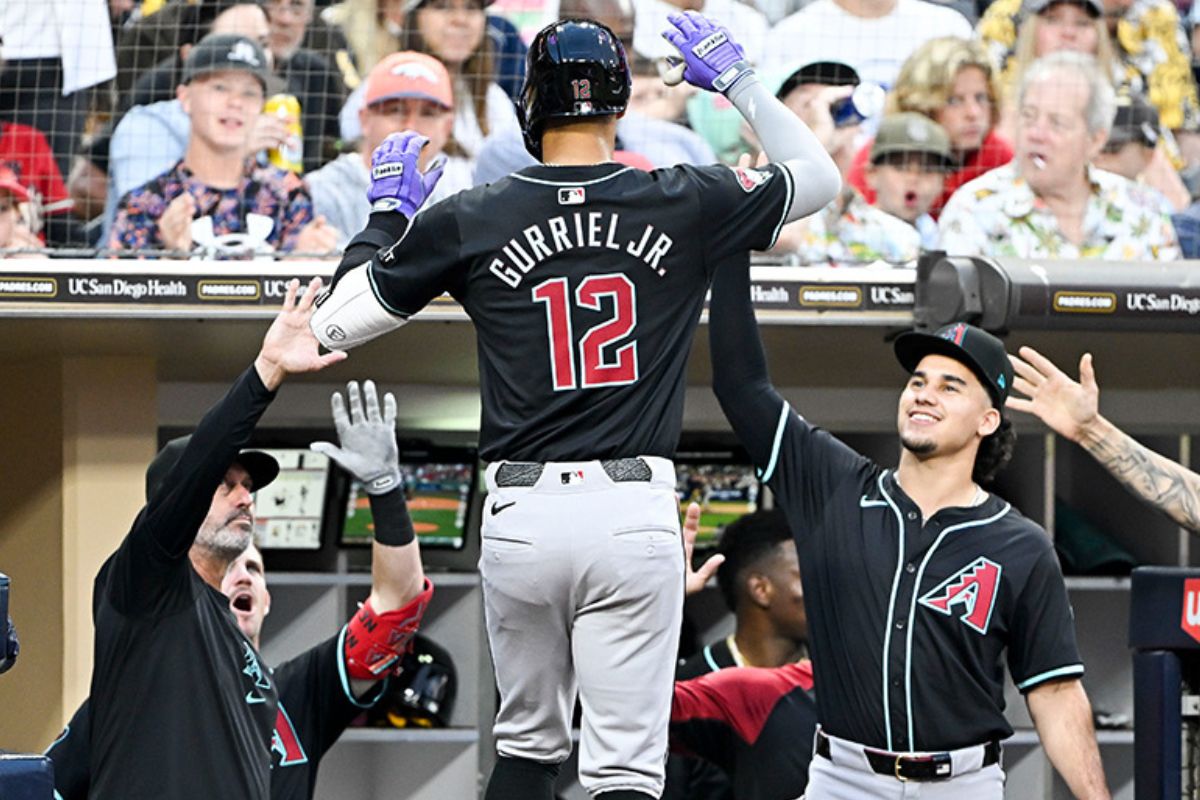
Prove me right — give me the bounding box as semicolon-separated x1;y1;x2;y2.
54;792;64;800
45;723;69;753
877;471;908;752
703;644;721;673
336;624;388;709
1017;664;1085;692
510;167;634;187
859;494;888;508
767;165;796;250
903;502;1011;748
758;401;791;484
365;262;412;320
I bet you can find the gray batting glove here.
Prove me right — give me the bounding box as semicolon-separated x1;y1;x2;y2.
311;380;402;495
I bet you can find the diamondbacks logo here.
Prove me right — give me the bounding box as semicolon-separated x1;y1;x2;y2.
730;166;771;193
918;557;1002;635
272;703;308;767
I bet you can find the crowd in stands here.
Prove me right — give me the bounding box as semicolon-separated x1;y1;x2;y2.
1;0;1199;262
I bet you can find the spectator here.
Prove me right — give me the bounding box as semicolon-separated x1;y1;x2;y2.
0;117;77;244
307;52;471;248
846;37;1012;218
109;34;336;256
769;63;921;265
322;0;411;75
630;0;768;65
761;0;972;87
266;0;361;92
0;0;118;176
338;0;521;158
978;0;1200;135
992;0;1115;141
486;14;529;101
0;167;42;256
1093;92;1159;180
124;2;346;172
864;113;951;248
938;52;1179;260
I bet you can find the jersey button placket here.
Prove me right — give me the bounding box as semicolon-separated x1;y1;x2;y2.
887;513;922;752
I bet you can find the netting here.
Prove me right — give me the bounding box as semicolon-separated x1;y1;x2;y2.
0;0;1197;262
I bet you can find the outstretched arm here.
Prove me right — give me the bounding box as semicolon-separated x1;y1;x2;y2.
662;11;840;221
311;381;431;696
1027;680;1110;800
1008;347;1200;532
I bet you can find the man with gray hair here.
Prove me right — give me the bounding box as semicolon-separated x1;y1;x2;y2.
937;50;1179;260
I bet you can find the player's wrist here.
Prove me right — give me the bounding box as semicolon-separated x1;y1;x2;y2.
1075;413;1113;449
253;353;286;391
713;61;755;95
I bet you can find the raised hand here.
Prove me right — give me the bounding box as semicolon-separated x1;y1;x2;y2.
311;380;402;494
367;132;445;217
255;277;348;389
159;192;197;252
661;11;753;93
682;502;725;597
1007;346;1099;443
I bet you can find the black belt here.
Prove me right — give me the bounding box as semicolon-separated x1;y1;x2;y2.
815;731;1000;782
494;457;653;487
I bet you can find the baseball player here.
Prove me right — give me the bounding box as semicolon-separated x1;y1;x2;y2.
708;252;1111;796
308;13;839;799
1008;346;1200;533
48;380;433;800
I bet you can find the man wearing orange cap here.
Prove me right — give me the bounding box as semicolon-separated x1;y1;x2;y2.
0;167;42;256
307;51;473;249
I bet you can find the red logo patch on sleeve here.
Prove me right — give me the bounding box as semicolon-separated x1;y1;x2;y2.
729;166;772;192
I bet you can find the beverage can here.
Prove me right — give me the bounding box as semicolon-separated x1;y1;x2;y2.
265;93;304;174
830;83;885;128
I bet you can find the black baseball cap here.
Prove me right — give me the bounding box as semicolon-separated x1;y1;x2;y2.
893;322;1013;410
145;435;280;503
776;60;860;99
182;33;271;92
1023;0;1102;17
1104;93;1160;150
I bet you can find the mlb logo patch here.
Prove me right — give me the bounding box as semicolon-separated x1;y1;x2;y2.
558;187;586;205
730;166;771;192
560;470;585;485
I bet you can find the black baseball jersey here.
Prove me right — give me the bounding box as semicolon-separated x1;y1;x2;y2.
708;260;1083;753
665;638;740;800
356;161;793;462
47;627;383;800
88;368;279;799
670;661;818;800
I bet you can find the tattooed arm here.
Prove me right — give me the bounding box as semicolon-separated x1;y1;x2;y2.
1007;346;1200;533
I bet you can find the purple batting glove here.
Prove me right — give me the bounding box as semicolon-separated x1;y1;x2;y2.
662;11;754;94
367;131;439;217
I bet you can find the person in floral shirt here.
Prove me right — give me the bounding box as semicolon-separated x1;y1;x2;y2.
938;51;1178;260
977;0;1200;134
109;34;338;257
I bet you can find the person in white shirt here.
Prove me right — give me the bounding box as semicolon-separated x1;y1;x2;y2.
762;0;971;87
632;0;768;64
308;51;472;250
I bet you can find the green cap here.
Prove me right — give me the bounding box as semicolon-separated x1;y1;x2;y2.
870;113;953;168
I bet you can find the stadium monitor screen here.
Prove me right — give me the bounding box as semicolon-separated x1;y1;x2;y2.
675;456;760;550
340;457;476;551
249;448;332;551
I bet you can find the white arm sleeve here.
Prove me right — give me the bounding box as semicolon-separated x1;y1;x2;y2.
310;265;407;350
726;76;841;222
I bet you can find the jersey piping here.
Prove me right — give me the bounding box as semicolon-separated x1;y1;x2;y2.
767;166;796;250
878;470;909;751
902;502;1012;747
759;401;791;484
335;625;381;709
1016;663;1085;691
510;166;635;187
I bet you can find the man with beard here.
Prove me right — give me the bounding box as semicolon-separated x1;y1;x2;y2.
48;379;433;800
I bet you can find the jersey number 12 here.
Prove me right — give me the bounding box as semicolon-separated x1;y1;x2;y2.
532;274;638;390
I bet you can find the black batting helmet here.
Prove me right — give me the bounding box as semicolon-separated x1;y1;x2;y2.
519;18;631;160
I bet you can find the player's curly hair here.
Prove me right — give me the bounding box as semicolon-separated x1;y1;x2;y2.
973;418;1016;485
716;509;792;613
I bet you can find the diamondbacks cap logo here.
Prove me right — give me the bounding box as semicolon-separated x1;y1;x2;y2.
272;704;309;767
939;321;968;345
730;166;771;193
918;557;1002;635
1182;578;1200;643
558;187;585;205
